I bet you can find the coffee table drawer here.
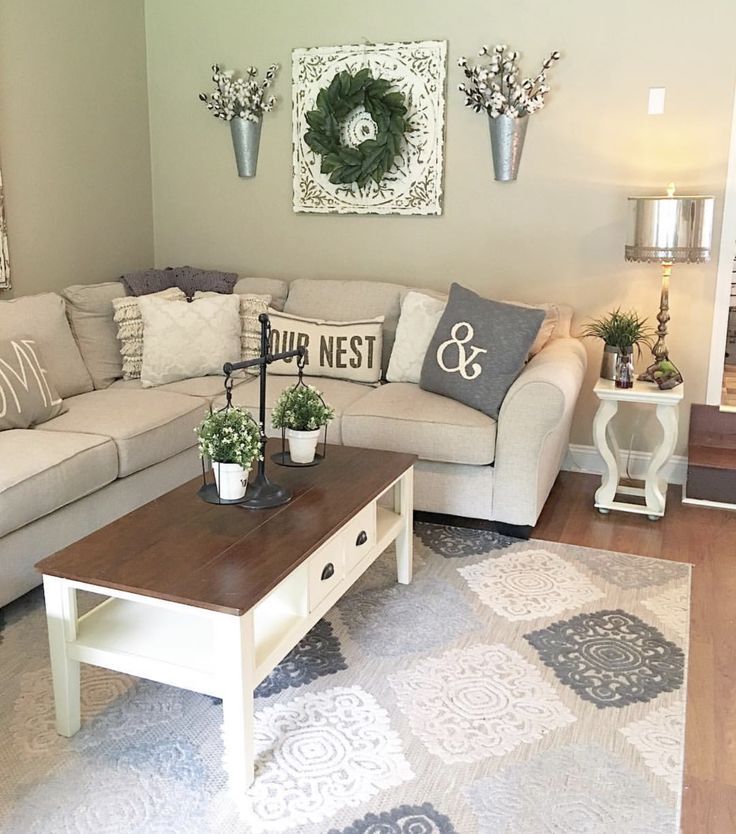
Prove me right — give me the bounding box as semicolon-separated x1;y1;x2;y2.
308;537;345;610
344;503;377;573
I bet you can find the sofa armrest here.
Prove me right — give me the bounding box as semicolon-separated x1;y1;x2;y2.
492;337;587;527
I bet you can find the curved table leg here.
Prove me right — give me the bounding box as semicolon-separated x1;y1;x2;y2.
644;403;678;518
593;399;620;509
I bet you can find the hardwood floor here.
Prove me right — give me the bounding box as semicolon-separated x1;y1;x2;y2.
534;471;736;834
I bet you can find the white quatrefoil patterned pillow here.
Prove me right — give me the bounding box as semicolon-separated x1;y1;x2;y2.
386;291;446;384
138;294;241;387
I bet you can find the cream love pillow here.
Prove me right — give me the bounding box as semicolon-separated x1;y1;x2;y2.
387;291;446;384
0;338;67;430
267;309;384;384
139;294;241;388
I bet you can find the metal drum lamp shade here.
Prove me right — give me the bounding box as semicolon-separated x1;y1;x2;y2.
625;193;714;264
624;187;714;383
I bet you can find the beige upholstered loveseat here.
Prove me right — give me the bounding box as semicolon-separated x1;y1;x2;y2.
0;276;586;607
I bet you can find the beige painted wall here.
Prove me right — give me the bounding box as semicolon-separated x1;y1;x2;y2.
0;0;154;299
145;0;736;454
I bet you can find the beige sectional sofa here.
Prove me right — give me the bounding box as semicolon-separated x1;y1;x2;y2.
0;276;586;607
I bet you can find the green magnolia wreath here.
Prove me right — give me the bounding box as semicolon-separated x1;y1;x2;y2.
304;68;409;188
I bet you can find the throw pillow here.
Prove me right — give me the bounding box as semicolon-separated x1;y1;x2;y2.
267;309;384;384
0;292;93;399
61;281;126;389
386;291;446;384
112;288;187;380
0;338;67;430
500;299;562;356
119;266;237;297
194;291;271;375
420;283;545;419
139;294;241;387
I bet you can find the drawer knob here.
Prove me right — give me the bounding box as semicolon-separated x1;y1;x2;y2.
356;530;368;547
321;563;335;581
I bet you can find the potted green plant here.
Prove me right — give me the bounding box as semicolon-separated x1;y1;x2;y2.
582;309;654;381
196;407;262;500
272;384;335;464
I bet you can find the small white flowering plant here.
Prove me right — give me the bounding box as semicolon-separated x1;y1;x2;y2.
199;63;279;122
196;407;262;467
458;44;560;119
272;385;335;432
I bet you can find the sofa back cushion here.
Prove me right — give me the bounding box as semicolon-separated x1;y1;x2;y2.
0;338;67;429
0;293;93;398
61;282;126;389
234;276;289;311
284;279;403;375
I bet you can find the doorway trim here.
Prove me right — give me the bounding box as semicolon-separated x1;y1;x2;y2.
706;85;736;405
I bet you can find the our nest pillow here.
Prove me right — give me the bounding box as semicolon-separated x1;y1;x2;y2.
266;309;384;384
139;294;241;388
420;283;545;419
0;338;67;430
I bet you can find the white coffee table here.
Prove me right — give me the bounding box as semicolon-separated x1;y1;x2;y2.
37;444;415;791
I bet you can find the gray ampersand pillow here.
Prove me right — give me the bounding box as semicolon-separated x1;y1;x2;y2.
420;283;545;418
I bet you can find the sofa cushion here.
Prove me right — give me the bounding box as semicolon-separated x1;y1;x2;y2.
0;429;118;537
61;282;126;389
217;376;372;445
110;374;253;401
0;339;67;429
284;278;404;376
342;382;497;465
40;389;207;477
0;292;94;398
234;276;289;311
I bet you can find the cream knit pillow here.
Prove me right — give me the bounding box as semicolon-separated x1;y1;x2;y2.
193;291;270;374
112;288;187;380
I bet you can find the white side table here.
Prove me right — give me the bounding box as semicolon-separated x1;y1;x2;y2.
592;379;684;520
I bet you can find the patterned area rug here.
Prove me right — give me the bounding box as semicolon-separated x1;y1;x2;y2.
0;523;691;833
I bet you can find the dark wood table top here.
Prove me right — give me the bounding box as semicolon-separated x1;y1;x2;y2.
36;442;415;616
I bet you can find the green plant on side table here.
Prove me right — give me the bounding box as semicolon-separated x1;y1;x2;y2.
272;384;335;464
583;308;654;386
196;407;262;500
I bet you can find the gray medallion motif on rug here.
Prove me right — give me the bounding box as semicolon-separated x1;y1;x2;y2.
574;549;689;589
255;618;346;698
336;578;478;657
414;522;515;557
525;609;684;708
465;744;674;834
328;803;457;834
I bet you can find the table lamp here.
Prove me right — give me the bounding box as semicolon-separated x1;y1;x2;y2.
625;183;714;383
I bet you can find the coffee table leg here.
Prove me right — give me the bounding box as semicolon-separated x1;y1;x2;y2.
395;469;413;585
217;609;256;790
42;576;81;736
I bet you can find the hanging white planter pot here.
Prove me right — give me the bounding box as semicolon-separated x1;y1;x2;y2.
287;429;320;464
488;113;529;181
212;462;250;500
230;117;262;177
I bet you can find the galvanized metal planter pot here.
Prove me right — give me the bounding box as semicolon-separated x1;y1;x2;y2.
600;344;619;381
488;113;528;181
230;117;262;178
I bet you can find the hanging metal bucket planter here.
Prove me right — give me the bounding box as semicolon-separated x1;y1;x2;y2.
488;113;529;181
230;117;262;178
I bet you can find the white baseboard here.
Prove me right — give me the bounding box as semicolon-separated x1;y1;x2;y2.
563;443;687;486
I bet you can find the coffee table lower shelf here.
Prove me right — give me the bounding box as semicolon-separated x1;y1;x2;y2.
41;469;413;792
